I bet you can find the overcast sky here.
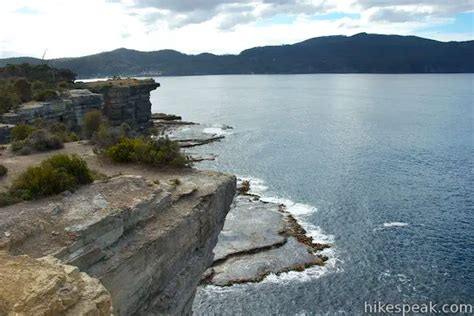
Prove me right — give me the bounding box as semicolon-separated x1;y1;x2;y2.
0;0;473;58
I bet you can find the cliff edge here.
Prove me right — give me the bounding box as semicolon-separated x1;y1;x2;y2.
0;159;236;315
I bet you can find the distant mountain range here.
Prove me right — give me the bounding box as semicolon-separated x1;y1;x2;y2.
1;33;473;78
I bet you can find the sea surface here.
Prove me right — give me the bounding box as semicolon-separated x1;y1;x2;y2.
150;74;474;315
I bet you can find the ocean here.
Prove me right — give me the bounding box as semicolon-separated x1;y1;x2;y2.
150;74;474;315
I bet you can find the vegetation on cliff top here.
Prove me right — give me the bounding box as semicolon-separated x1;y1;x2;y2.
0;154;93;206
10;121;78;155
104;137;189;167
81;110;189;167
0;63;76;114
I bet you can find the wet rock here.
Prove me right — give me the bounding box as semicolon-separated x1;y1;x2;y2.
208;238;327;286
152;113;182;121
201;192;330;286
213;195;287;262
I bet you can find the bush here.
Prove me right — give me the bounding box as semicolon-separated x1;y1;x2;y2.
32;120;78;142
14;79;32;103
105;137;142;162
0;93;20;114
11;124;36;141
92;123;120;147
11;140;30;154
104;137;189;167
0;192;21;207
82;110;104;139
11;129;64;154
31;80;46;90
57;81;69;89
33;89;58;102
28;130;64;151
10;154;93;199
0;164;7;177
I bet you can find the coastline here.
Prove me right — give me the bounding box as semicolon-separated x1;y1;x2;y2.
155;114;336;287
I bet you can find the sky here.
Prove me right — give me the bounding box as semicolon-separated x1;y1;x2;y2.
0;0;473;58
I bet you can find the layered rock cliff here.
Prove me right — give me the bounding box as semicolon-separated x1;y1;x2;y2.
87;79;160;129
0;171;236;315
0;89;103;131
0;79;160;143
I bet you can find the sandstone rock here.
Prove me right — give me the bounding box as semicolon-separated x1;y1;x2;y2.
0;172;236;315
92;81;159;129
0;90;103;132
0;253;112;315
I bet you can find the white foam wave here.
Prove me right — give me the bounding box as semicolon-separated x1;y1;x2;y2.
261;246;343;285
238;176;268;196
236;175;338;282
202;124;233;136
383;222;409;228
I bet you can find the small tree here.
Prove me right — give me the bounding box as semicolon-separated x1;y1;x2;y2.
82;110;103;139
14;78;32;103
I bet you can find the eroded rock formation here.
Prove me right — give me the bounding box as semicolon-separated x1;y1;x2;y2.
0;172;236;315
0;90;103;131
0;253;112;315
0;79;160;142
90;80;160;129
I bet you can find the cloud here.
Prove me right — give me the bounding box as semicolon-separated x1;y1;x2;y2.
15;6;40;15
358;0;473;23
122;0;336;29
367;8;430;23
0;0;472;58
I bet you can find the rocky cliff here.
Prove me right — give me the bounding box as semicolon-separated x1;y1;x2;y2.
0;79;160;143
0;171;236;315
0;90;103;132
87;79;160;130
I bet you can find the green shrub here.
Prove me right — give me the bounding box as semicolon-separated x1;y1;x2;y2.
0;87;20;114
10;154;93;199
11;129;64;154
11;124;36;141
32;120;78;142
10;140;29;154
92;123;119;147
57;81;69;89
0;164;7;177
69;132;80;142
82;110;103;139
26;130;64;151
104;137;189;167
31;80;46;90
0;192;21;207
105;137;142;162
33;89;58;102
14;79;32;103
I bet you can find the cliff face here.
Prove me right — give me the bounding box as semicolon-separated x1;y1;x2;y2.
0;90;103;131
0;79;160;143
0;172;236;315
92;81;160;129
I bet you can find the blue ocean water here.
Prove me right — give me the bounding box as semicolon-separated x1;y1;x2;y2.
150;74;474;315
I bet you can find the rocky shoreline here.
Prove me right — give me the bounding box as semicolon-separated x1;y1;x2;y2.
0;105;331;315
153;114;332;287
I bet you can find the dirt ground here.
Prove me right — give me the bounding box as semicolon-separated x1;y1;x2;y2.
0;141;195;191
